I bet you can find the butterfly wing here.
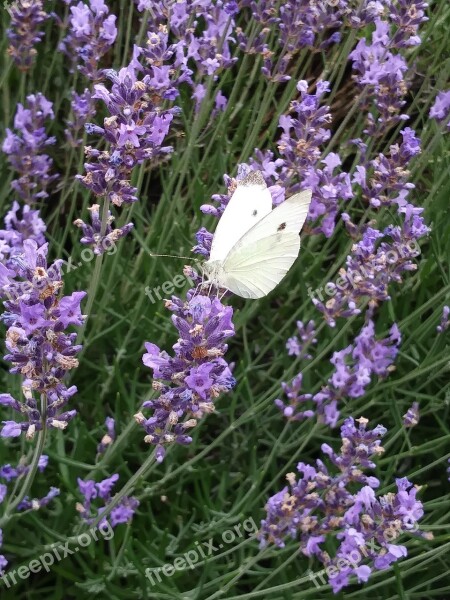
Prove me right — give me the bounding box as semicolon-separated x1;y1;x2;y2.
208;171;272;262
220;190;312;299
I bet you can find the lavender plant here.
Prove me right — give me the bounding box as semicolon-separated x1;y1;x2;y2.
0;0;448;598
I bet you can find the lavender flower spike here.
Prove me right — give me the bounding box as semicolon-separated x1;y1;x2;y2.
403;402;420;427
0;240;85;438
77;474;139;528
59;0;118;81
77;64;178;252
259;417;432;593
429;90;450;130
0;201;46;266
6;0;49;70
136;291;236;463
97;417;115;455
436;306;449;333
2;94;57;204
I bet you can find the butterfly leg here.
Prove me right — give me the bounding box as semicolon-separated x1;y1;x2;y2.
219;288;228;301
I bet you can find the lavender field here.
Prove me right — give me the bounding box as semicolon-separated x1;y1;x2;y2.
0;1;449;598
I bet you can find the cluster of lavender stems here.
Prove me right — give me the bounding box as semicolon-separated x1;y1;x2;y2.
0;15;89;548
260;2;432;429
259;417;433;593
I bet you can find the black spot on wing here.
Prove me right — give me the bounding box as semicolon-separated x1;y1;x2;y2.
277;222;286;231
252;210;258;216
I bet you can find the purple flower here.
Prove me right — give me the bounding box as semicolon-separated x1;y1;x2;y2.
17;486;60;511
0;201;46;267
136;293;236;459
0;454;56;525
274;374;314;422
348;14;429;135
429;90;450;128
97;416;115;455
56;292;86;328
274;81;352;237
436;305;449;333
259;417;431;592
278;320;401;427
185;364;216;399
2;94;57;204
403;402;420;427
6;0;49;70
59;0;117;80
65;89;97;147
0;421;22;438
73;204;133;255
240;1;344;82
76;64;178;253
286;320;317;359
313;196;429;326
77;474;138;527
388;1;429;47
0;240;85;438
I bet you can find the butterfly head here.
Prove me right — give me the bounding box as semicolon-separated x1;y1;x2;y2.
202;259;224;281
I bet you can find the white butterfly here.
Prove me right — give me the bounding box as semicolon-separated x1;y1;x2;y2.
203;171;312;299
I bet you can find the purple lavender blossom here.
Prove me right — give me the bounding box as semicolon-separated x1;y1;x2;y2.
403;402;420;427
17;487;60;511
276;81;353;238
65;89;97;147
436;306;449;333
59;0;117;81
76;65;178;252
349;19;414;135
429;90;450;130
0;240;85;439
353;128;421;209
277;320;401;427
2;94;57;204
388;0;429;48
77;474;139;527
313;208;428;327
259;417;431;593
172;2;238;82
73;204;132;255
6;0;49;70
274;374;314;422
286;320;317;359
97;417;115;455
239;0;344;82
136;292;235;462
0;201;46;266
133;0;237;107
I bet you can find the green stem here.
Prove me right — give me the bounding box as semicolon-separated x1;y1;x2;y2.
0;394;47;527
76;197;111;346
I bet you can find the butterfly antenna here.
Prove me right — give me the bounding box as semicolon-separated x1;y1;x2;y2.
147;252;195;260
